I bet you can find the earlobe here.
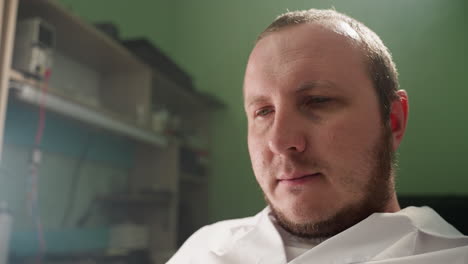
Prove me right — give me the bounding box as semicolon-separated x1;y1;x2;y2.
390;90;409;151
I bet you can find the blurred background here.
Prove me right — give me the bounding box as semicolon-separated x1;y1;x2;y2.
0;0;467;263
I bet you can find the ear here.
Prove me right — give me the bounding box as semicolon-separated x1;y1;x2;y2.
390;90;409;151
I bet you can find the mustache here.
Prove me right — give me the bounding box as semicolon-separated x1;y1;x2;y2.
271;154;329;174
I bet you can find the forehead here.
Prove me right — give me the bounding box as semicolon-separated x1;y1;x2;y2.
244;22;371;103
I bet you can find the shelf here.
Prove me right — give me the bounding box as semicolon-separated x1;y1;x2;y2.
16;0;153;124
121;38;224;116
17;0;147;73
153;71;225;116
9;70;167;147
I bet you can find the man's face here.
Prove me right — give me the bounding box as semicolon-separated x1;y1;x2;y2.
244;23;396;238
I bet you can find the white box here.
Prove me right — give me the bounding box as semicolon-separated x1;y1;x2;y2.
12;17;55;78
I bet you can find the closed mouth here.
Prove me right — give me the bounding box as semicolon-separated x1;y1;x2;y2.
278;172;322;182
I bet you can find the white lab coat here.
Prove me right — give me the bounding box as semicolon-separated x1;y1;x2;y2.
167;206;468;263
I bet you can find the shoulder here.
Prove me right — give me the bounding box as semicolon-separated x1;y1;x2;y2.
400;206;464;237
167;210;265;263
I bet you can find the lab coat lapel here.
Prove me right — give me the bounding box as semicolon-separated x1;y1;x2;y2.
208;207;287;264
290;212;416;264
206;206;467;264
290;207;468;264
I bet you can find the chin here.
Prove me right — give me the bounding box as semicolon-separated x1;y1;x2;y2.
267;191;366;238
288;202;336;224
289;189;334;211
272;194;333;221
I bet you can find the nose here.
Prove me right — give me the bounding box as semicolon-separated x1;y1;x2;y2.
268;109;307;155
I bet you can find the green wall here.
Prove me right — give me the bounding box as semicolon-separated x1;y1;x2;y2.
59;0;468;223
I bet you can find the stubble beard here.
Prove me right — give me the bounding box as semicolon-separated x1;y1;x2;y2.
265;126;396;239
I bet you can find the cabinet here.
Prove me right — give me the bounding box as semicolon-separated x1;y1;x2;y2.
0;0;222;263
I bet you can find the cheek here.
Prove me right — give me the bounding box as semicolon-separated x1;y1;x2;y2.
248;134;266;173
321;115;381;179
325;106;381;152
248;133;274;187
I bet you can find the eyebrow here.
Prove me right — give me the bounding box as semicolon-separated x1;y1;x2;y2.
296;80;337;94
245;80;337;108
245;95;269;109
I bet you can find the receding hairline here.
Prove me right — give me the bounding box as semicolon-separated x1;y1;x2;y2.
247;9;400;121
257;16;361;44
244;20;367;99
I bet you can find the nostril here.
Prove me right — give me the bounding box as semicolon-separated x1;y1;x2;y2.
268;114;307;154
288;146;299;151
268;134;306;154
288;142;306;153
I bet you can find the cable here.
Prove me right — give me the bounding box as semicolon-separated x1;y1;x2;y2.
34;70;51;145
26;69;51;264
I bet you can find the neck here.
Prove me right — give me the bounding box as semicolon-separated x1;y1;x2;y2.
383;192;401;213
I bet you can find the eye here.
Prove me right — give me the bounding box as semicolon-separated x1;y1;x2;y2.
254;107;274;117
303;96;332;107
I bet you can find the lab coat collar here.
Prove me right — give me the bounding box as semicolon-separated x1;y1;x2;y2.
291;206;466;264
208;206;465;264
398;206;463;238
290;208;416;264
208;207;288;264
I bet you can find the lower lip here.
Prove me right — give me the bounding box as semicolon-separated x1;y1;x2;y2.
279;173;322;186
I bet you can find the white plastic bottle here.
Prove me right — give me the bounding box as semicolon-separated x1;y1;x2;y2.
0;201;12;264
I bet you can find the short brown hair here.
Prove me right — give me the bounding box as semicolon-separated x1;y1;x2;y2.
258;9;399;121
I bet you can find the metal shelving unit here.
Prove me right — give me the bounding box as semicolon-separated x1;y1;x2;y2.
9;70;168;147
